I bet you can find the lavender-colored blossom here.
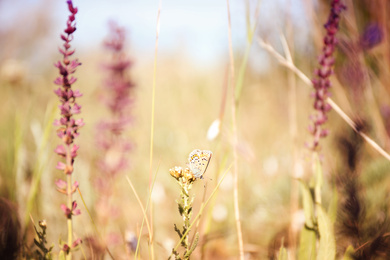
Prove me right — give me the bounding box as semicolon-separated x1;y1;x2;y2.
54;0;82;252
90;22;135;255
360;23;383;50
54;1;83;164
96;21;135;177
309;0;346;150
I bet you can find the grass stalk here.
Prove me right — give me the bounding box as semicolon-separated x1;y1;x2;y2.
225;0;244;259
77;188;114;259
128;162;159;260
148;3;161;259
283;7;299;259
66;155;73;260
125;176;153;247
23;104;56;233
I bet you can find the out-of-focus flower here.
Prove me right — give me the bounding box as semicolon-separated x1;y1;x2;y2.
212;203;228;222
125;231;138;253
92;21;135;255
360;23;383;50
309;0;346;150
95;21;135;177
207;119;221;140
0;59;27;85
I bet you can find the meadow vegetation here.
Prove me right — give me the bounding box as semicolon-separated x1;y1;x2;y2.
0;0;390;259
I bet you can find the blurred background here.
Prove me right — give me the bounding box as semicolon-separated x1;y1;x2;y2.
1;0;390;259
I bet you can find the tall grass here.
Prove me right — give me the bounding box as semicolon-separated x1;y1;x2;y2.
1;0;390;259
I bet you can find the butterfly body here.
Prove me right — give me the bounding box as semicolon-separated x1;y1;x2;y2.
187;149;212;179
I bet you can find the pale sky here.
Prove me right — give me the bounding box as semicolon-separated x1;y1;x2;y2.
0;0;312;69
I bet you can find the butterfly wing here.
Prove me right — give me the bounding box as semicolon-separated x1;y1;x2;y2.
188;149;212;178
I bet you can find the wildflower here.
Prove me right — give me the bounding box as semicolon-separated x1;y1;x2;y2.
54;0;83;173
360;23;383;50
92;21;135;256
53;0;82;256
309;0;346;150
95;21;135;177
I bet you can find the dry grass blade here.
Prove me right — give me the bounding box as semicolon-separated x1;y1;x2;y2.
125;176;153;242
226;0;245;259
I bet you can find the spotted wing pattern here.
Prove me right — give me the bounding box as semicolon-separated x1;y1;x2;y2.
187;149;212;179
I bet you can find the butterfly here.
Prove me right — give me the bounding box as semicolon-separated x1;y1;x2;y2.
187;149;213;179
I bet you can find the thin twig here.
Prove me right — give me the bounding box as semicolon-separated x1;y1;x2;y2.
281;21;299;259
129;162;160;260
125;176;153;246
257;37;390;162
148;2;161;259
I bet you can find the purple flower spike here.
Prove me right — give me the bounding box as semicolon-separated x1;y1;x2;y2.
55;179;67;190
62;244;70;254
54;0;82;172
72;238;82;248
61;204;72;218
54;1;82;249
309;0;346;151
93;21;136;248
96;22;135;176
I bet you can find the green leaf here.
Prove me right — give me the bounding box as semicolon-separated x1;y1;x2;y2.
342;245;355;260
278;244;288;260
184;232;199;258
299;181;315;229
178;203;184;216
58;250;66;260
298;227;316;260
316;205;336;260
174;224;182;238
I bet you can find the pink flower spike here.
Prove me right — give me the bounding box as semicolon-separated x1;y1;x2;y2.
56;161;67;171
72;200;78;210
75;118;85;127
69;77;78;85
71;181;79;194
73;181;79;189
55;179;67;189
53;119;61;126
58;47;67;56
61;204;71;217
66;50;76;57
72;89;82;97
70;144;79;158
71;103;82;114
71;201;81;215
72;238;82;248
54;78;64;86
62;244;70;253
54;145;66;157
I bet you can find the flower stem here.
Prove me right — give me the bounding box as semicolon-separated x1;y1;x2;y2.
67;172;72;260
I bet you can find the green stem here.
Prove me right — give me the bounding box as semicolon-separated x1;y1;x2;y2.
67;173;73;260
181;183;191;252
